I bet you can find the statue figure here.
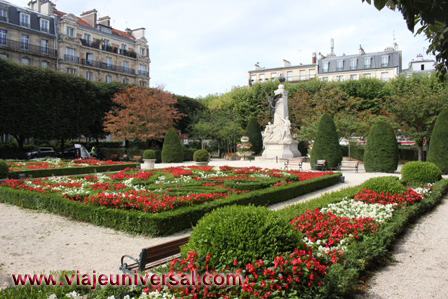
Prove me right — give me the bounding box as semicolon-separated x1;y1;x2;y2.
265;91;282;121
263;122;274;143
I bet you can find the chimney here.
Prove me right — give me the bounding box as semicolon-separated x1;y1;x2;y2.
80;9;98;27
283;59;291;67
28;0;41;12
98;16;111;27
41;1;54;16
254;63;262;70
359;44;365;55
131;28;146;39
312;52;317;64
318;52;325;60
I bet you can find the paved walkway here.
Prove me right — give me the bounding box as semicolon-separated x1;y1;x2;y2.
0;158;446;295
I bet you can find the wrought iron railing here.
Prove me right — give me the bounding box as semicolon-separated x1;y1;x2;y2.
0;38;57;57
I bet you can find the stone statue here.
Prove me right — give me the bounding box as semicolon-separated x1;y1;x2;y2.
263;122;274;143
265;91;282;121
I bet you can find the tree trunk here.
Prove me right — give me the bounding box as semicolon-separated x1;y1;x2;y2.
14;135;24;151
417;144;423;161
425;139;430;161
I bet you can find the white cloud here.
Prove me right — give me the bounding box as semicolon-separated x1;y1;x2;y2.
6;0;433;97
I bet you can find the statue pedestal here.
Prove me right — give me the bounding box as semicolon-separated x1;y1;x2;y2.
262;142;301;159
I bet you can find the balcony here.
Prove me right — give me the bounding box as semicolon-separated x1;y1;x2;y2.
64;54;79;64
0;16;7;22
138;70;149;77
80;38;137;58
0;38;57;57
80;58;136;75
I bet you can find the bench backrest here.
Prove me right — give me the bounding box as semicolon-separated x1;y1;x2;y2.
139;236;190;271
341;161;359;166
316;160;326;165
288;157;304;163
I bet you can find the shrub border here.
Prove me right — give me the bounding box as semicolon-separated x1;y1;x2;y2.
7;163;139;179
0;173;341;236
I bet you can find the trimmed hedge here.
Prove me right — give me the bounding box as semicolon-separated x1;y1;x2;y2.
223;178;281;190
428;108;448;174
0;159;8;179
364;121;398;173
401;161;442;185
310;114;343;169
0;173;341;236
183;148;194;161
7;163;138;179
360;176;407;194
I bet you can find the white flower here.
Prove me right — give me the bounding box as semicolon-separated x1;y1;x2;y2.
48;295;58;299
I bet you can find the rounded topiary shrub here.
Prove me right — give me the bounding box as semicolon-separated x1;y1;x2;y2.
181;205;302;269
143;149;156;159
0;159;8;179
361;176;407;194
193;149;209;162
428;108;448;174
310;114;342;169
401;161;442;185
364;121;398;173
161;128;184;163
246;117;263;155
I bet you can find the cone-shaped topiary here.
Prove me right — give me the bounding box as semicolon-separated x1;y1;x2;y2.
246;117;263;155
161;128;184;163
364;121;398;173
428;108;448;174
310;114;342;169
181;205;302;269
0;159;8;179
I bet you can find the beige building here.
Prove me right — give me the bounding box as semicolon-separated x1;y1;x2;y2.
0;0;58;69
248;54;318;86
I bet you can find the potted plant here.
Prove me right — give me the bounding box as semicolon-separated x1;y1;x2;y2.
141;150;156;169
236;136;253;160
193;149;210;166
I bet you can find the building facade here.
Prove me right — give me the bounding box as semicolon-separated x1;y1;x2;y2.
317;46;402;82
0;0;150;86
403;54;436;76
248;54;318;86
0;0;58;69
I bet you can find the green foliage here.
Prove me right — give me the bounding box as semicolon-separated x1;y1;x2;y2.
246;117;263;155
364;121;398;173
361;176;407;194
182;205;301;269
183;148;194;161
401;161;442;185
193;149;209;162
143;149;156;159
310;114;342;168
161;128;184;163
0;159;8;179
428;108;448;174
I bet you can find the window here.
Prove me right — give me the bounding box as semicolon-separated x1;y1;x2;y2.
121;44;127;50
322;61;329;72
86;53;93;65
86;71;93;81
123;78;129;83
105;75;112;83
421;64;425;71
350;74;358;80
250;74;256;83
0;53;8;59
381;72;389;81
322;77;328;81
309;69;316;78
336;75;344;82
140;47;146;56
66;68;76;74
336;60;343;71
21;34;29;50
84;33;90;44
363;73;371;78
41;39;48;54
20;13;30;27
140;81;146;87
123;61;129;73
300;70;306;80
106;57;112;69
259;74;265;82
350;59;357;70
40;19;49;33
0;29;6;45
104;39;110;47
0;8;8;22
271;73;276;79
66;26;74;37
97;25;112;34
381;55;389;67
139;64;147;76
65;47;77;62
21;57;30;65
364;57;371;68
287;71;293;81
41;61;49;68
1;134;10;143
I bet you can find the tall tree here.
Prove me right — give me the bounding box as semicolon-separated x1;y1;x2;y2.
104;86;183;142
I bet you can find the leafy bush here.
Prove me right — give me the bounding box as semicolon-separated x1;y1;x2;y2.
361;176;407;194
310;114;342;169
364;121;398;173
246;117;263;155
401;161;442;185
143;149;156;159
193;149;209;162
183;148;194;161
161;128;184;163
182;205;302;268
428;108;448;174
0;159;8;179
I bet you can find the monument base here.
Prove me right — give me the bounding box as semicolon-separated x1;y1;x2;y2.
261;142;301;159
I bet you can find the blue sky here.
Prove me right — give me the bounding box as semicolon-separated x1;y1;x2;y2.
8;0;432;98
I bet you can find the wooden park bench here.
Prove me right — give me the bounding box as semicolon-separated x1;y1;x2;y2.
284;157;305;171
338;160;359;172
132;155;142;162
313;160;327;171
109;154;118;161
120;236;190;274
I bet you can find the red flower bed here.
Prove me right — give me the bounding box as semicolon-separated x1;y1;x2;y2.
354;188;423;207
288;170;334;181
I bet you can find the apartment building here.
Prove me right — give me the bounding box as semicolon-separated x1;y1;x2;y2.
317;45;402;82
0;0;58;68
402;53;436;76
248;54;318;86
